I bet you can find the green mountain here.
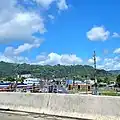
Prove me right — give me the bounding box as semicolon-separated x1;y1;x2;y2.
0;61;114;81
109;70;120;75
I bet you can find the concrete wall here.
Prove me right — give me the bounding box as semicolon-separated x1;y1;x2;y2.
0;93;120;119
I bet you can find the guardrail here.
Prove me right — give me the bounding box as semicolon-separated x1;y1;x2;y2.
0;92;119;120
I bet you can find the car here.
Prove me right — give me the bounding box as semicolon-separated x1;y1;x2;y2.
58;90;62;93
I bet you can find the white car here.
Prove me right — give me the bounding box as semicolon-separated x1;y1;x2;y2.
58;90;62;93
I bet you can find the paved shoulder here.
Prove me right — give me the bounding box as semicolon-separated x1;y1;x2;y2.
0;112;77;120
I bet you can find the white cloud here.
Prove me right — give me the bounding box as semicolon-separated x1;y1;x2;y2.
4;47;15;57
102;57;120;70
61;54;83;65
0;0;71;66
0;0;70;65
45;53;61;65
48;15;55;20
0;51;83;65
0;0;69;44
0;53;29;64
114;48;120;54
0;12;45;43
97;65;105;70
14;39;42;55
36;54;48;61
0;0;45;43
33;0;68;10
0;53;14;63
4;38;43;56
33;0;56;8
1;49;120;70
57;0;68;10
88;59;93;64
112;32;120;38
34;53;83;65
92;56;120;70
32;0;68;10
87;26;110;41
88;56;101;64
87;56;120;70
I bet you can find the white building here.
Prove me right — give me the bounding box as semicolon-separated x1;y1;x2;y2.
75;80;82;84
23;78;40;86
17;74;32;79
21;74;32;78
84;79;95;85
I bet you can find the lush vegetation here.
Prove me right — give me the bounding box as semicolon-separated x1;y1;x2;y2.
101;90;120;96
109;70;120;75
116;74;120;87
0;61;116;81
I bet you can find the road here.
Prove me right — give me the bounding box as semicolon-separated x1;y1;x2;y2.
0;111;79;120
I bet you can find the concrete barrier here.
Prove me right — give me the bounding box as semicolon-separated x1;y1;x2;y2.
0;92;120;120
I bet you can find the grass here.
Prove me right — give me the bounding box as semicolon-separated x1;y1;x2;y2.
101;90;120;96
68;87;120;96
68;87;89;94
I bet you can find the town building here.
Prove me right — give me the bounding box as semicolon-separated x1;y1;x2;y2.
17;71;32;78
23;78;40;86
66;79;92;91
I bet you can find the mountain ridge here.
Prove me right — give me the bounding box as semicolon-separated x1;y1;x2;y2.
0;61;116;80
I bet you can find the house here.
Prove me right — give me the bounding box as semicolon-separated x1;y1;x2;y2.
108;81;116;87
17;71;32;78
23;78;40;86
84;79;95;85
66;79;91;91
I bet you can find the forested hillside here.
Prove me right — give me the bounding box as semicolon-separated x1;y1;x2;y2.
109;70;120;75
0;61;114;81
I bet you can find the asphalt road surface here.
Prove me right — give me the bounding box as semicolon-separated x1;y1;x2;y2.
0;112;116;120
0;111;79;120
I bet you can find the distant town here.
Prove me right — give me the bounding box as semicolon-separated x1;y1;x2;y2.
0;60;120;96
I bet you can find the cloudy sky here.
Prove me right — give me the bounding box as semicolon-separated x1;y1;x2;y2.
0;0;120;70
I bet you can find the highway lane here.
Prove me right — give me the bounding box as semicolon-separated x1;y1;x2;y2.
0;111;79;120
0;111;114;120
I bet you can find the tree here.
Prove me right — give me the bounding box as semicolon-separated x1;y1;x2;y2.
103;77;110;84
21;77;25;83
5;77;15;82
0;61;113;80
97;78;103;83
116;74;120;87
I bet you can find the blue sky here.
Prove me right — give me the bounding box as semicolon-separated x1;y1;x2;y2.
0;0;120;70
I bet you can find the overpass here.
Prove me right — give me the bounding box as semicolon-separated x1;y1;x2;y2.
0;92;120;120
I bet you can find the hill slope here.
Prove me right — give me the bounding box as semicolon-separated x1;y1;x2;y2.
0;61;114;80
109;70;120;75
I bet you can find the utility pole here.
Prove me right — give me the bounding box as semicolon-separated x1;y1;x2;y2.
93;51;98;95
85;75;88;94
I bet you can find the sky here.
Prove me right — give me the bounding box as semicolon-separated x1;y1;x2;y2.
0;0;120;70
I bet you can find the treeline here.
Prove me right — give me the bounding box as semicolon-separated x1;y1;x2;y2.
0;61;113;80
